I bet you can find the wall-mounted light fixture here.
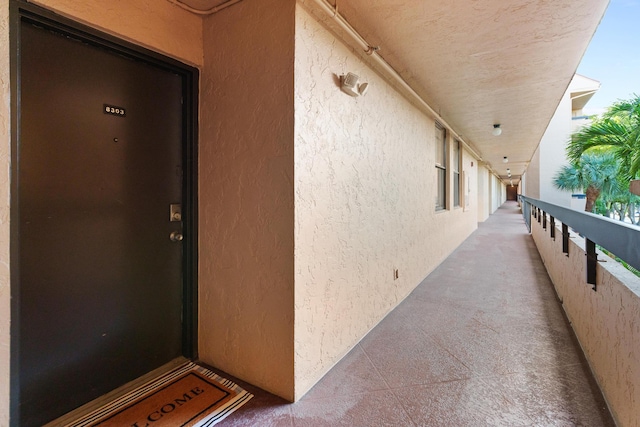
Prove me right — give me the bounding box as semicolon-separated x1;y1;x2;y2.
492;124;502;136
340;72;369;97
503;156;508;163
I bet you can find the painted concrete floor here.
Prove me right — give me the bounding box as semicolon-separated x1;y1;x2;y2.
215;202;615;426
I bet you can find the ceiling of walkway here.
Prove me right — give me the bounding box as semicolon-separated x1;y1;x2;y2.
176;0;609;185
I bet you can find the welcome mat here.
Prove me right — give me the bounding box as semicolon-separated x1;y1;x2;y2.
66;362;253;427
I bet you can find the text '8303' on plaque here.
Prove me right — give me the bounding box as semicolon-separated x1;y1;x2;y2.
104;104;126;117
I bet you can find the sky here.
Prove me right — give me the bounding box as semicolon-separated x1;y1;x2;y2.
577;0;640;115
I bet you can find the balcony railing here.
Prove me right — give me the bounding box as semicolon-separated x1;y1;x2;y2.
520;195;640;426
519;195;640;290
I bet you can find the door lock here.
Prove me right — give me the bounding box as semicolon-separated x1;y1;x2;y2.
170;204;182;222
170;231;183;242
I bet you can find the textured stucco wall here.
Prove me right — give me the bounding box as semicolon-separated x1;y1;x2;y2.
293;5;478;399
525;146;541;199
477;165;490;222
30;0;203;66
489;174;504;213
199;0;296;401
1;0;10;424
532;215;640;427
539;91;573;207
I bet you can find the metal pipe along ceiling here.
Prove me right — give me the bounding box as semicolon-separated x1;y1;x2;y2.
308;0;484;161
168;0;487;163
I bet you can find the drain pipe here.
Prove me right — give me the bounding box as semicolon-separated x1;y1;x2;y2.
168;0;243;15
308;0;483;161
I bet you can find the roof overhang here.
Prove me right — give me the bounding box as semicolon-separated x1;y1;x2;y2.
301;0;609;184
175;0;609;185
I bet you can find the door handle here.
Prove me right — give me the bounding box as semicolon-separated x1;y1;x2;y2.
170;231;183;242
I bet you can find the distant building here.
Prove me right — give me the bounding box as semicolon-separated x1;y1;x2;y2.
523;74;601;209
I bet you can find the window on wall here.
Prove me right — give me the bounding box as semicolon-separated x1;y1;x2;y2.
435;123;446;210
453;139;461;207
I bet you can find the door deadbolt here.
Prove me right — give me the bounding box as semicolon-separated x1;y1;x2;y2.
170;204;182;222
170;231;183;242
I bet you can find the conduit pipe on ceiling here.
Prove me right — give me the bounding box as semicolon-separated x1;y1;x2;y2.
309;0;483;161
169;0;242;15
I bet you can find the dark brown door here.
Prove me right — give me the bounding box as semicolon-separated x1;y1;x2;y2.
18;20;186;426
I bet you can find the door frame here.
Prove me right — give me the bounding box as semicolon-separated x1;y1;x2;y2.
9;1;199;423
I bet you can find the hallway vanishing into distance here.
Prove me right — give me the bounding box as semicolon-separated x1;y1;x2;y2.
216;202;615;426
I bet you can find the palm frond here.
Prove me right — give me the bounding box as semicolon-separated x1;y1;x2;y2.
566;94;640;177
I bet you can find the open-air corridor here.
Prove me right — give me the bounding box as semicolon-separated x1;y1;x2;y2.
216;202;615;426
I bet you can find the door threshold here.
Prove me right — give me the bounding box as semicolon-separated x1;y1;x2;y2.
44;357;190;427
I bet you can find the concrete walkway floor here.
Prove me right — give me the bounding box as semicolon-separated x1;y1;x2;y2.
217;202;615;426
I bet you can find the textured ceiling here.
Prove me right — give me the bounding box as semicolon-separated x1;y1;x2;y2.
177;0;609;184
315;0;610;183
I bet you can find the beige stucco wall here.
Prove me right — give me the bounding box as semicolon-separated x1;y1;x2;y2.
489;173;505;213
199;0;296;401
525;143;542;200
538;88;573;207
29;0;203;66
1;0;10;424
293;5;478;399
532;214;640;426
1;0;487;416
477;165;490;222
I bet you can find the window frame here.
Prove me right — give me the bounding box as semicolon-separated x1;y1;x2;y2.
453;139;462;208
435;123;447;211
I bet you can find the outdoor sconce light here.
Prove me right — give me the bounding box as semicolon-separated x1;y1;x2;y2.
492;124;502;136
340;72;369;97
503;156;509;163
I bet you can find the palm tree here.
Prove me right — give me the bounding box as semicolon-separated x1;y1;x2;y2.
567;95;640;182
597;172;640;223
553;152;620;213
